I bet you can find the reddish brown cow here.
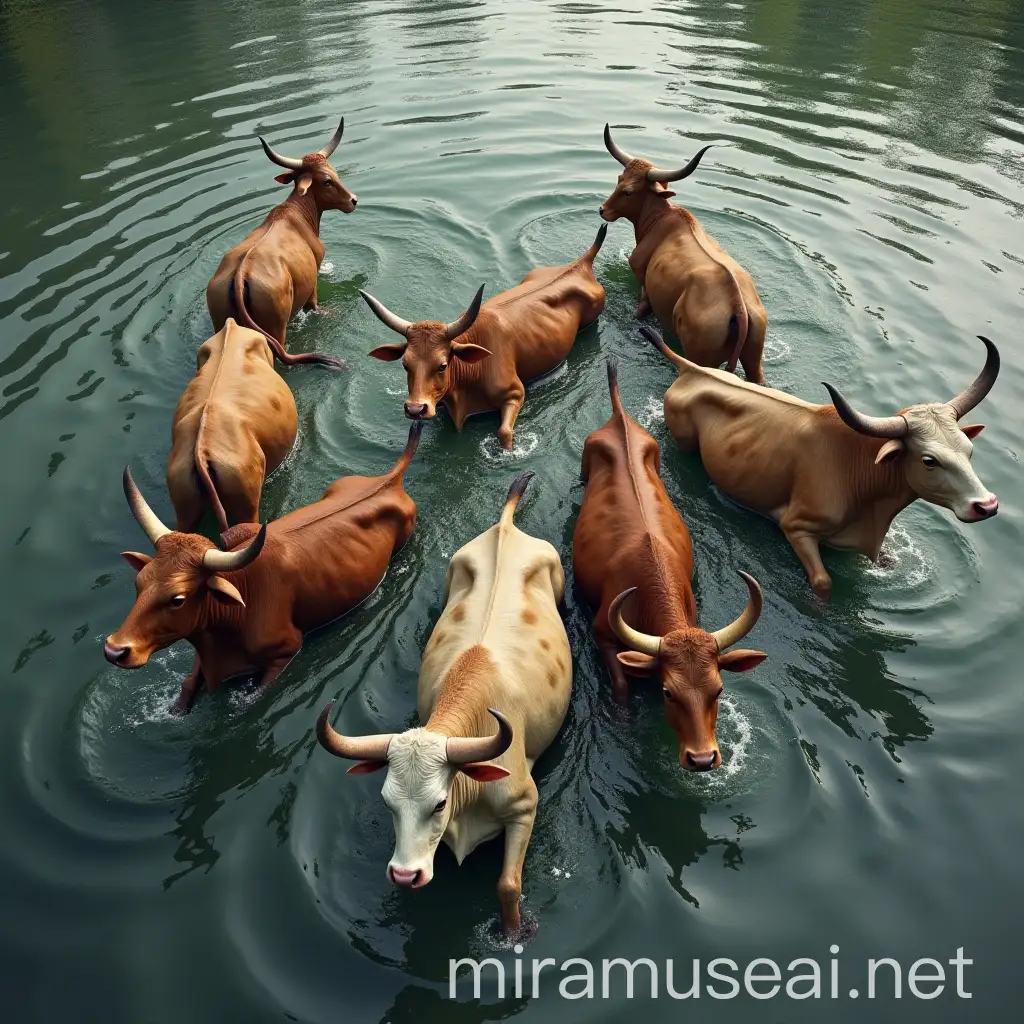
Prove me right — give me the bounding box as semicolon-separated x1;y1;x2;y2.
600;125;767;384
360;225;607;449
206;116;356;371
165;317;297;533
572;361;767;770
104;424;421;713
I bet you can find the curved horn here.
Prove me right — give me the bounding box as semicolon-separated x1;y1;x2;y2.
948;335;1000;419
608;587;662;657
710;571;764;652
123;466;171;546
319;116;345;158
257;133;303;171
202;524;267;573
604;123;634;166
646;144;714;184
360;290;413;338
446;708;513;765
316;701;394;761
444;285;485;341
822;382;908;439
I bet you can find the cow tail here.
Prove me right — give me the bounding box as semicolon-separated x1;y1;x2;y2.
232;249;290;365
725;283;749;374
582;223;608;264
500;470;535;528
394;420;425;476
606;357;626;417
194;405;229;535
637;323;686;371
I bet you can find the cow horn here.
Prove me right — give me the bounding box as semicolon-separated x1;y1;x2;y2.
257;133;303;171
710;571;763;652
948;336;1000;419
444;285;485;341
822;382;908;439
123;466;171;546
646;144;714;184
446;708;513;765
360;290;413;338
202;524;267;573
604;123;634;166
316;701;394;761
608;587;662;657
319;116;345;158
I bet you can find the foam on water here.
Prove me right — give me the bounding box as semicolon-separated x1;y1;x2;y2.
861;521;931;589
636;395;664;430
480;430;540;461
762;336;793;364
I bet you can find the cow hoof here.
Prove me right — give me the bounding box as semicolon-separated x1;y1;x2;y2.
634;302;651;319
811;580;832;602
497;431;515;452
169;699;189;716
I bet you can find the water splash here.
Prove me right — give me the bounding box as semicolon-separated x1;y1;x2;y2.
862;521;931;589
636;395;664;430
480;430;539;462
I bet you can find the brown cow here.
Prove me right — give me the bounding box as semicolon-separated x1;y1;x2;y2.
104;423;421;713
206;116;356;371
643;325;1000;599
572;360;767;771
360;225;607;449
600;124;767;384
165;317;297;534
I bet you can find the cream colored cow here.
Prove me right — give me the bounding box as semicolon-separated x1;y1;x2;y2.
316;471;571;936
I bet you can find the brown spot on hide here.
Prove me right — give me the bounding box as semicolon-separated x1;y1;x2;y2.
452;603;466;622
270;396;282;412
521;608;538;626
539;638;550;651
547;666;559;689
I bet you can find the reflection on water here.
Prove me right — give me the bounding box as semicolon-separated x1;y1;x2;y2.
1;0;1023;1021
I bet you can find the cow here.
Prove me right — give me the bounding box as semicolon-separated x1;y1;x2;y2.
315;471;571;937
165;317;298;534
103;423;422;713
359;225;607;450
599;124;768;385
206;116;356;371
642;324;1001;599
573;360;767;771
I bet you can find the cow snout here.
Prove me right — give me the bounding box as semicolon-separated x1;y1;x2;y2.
683;750;718;772
404;402;429;420
389;865;424;889
969;495;999;521
349;194;358;208
104;640;130;665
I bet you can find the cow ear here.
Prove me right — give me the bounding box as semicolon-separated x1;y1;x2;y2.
121;551;151;572
874;438;905;465
207;575;245;607
451;343;492;364
617;650;657;673
718;649;767;673
459;763;511;782
961;423;985;439
294;172;313;196
649;182;676;199
368;344;407;362
346;760;388;775
274;172;295;184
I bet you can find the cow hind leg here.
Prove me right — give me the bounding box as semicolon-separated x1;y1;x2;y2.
635;283;651;319
782;526;833;600
497;786;538;937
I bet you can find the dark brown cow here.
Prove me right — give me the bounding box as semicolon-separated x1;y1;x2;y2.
206;116;356;371
104;424;421;713
360;225;607;449
600;125;767;384
166;317;297;533
572;361;767;770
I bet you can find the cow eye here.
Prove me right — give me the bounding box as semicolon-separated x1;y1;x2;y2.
437;362;448;374
662;687;673;701
622;188;634;196
169;595;186;609
922;455;938;469
433;798;447;814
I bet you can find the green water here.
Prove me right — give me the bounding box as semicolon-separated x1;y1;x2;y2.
2;0;1023;1021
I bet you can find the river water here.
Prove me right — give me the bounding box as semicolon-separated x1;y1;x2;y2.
2;0;1023;1021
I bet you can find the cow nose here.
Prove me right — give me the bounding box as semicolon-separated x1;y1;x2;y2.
350;195;358;207
404;402;428;420
389;866;422;888
684;750;718;772
104;640;129;665
971;496;999;520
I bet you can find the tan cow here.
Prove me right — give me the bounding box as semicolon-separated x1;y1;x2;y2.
206;116;355;371
165;317;297;534
600;124;768;384
573;360;767;770
316;472;571;936
360;225;607;449
643;325;1000;599
104;424;421;713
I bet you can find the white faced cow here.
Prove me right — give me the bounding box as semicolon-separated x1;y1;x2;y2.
316;472;571;936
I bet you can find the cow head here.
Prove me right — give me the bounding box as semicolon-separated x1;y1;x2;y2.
317;704;512;887
609;572;767;772
824;336;1000;523
359;286;489;419
103;469;266;668
258;116;358;213
599;124;713;223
